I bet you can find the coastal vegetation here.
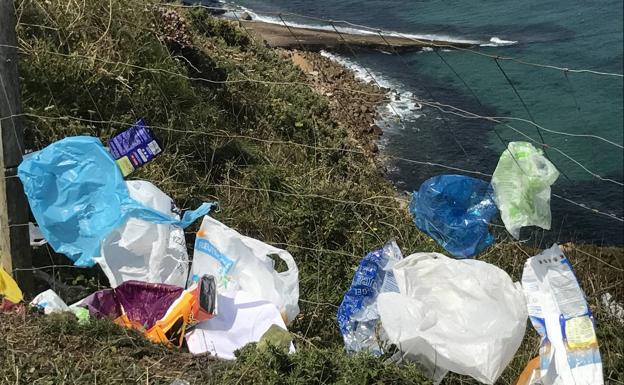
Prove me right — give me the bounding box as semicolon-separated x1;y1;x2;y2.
2;0;622;383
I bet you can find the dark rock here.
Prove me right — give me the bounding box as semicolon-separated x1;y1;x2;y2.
240;12;252;21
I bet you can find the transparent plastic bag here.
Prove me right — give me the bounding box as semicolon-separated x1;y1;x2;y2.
491;142;559;239
336;240;402;354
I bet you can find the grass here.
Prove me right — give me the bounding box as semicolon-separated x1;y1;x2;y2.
2;0;623;383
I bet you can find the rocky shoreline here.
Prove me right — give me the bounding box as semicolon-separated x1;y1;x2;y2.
282;50;389;162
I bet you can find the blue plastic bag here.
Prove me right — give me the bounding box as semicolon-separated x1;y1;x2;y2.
337;240;402;354
18;136;212;267
409;174;498;258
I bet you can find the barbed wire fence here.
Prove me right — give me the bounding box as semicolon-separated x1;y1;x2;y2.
1;2;622;308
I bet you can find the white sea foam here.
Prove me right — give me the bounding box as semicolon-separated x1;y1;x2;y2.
320;50;423;127
480;36;518;47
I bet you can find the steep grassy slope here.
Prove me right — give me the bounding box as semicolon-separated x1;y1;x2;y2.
1;0;622;383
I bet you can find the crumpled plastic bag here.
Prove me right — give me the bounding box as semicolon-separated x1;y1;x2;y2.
30;289;90;322
336;240;401;354
492;142;559;239
522;244;603;385
94;180;191;288
409;174;498;258
31;289;70;314
17;136;212;267
377;252;527;384
190;215;299;324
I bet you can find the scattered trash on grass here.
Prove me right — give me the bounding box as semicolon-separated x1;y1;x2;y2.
185;290;294;359
409;174;498;258
18;136;211;267
377;251;527;384
190;215;299;324
78;276;217;347
336;240;401;354
522;244;603;385
492;142;559;239
10;131;607;383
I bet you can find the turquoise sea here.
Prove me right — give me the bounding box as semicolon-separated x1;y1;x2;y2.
211;0;623;244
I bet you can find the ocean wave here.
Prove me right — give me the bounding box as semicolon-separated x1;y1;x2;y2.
480;36;518;47
320;50;423;127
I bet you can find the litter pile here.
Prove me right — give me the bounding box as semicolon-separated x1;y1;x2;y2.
338;242;603;385
6;122;299;360
336;141;603;385
2;122;604;385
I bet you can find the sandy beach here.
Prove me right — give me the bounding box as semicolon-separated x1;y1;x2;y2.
239;20;475;51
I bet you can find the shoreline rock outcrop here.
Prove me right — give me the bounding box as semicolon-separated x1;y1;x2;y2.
286;50;388;162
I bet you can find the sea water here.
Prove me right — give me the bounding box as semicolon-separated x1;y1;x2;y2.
210;0;624;244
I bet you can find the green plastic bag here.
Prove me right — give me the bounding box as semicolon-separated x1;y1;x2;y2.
491;142;559;239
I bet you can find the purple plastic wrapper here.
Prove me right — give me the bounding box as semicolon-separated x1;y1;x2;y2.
80;281;183;329
116;281;183;329
80;289;121;319
107;119;162;176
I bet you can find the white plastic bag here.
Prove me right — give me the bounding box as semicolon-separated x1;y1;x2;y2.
31;289;69;314
31;290;91;322
377;252;527;384
522;244;603;385
190;215;299;324
94;180;189;288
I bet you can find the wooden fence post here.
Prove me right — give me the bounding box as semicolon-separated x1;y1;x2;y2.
0;0;33;294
